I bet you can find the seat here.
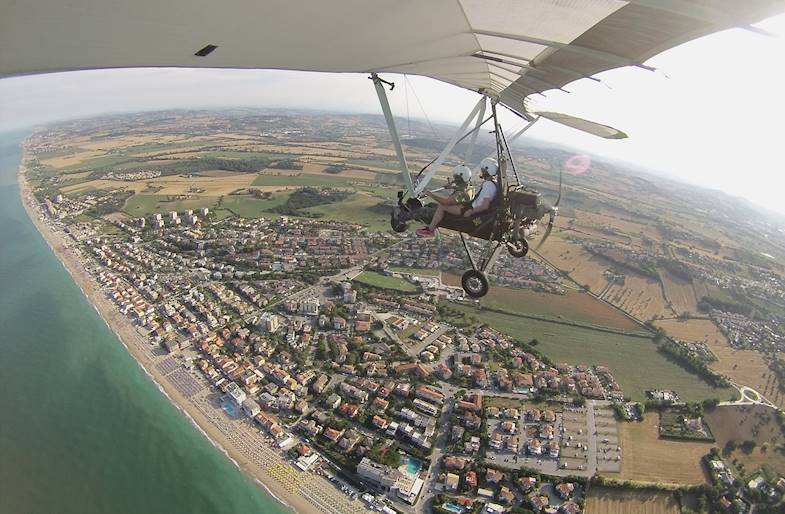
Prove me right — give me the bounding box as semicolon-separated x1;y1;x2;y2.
440;209;496;240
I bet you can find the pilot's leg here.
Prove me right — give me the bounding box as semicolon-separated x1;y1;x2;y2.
428;204;462;230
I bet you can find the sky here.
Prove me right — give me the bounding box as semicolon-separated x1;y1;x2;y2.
1;13;784;214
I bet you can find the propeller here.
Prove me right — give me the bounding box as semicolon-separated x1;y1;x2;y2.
535;166;563;250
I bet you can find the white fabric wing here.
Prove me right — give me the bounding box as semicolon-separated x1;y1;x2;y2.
1;0;783;117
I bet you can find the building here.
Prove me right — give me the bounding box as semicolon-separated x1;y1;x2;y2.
457;393;482;413
242;398;261;417
225;382;246;405
300;297;320;316
344;288;357;304
413;398;439;416
444;473;460;492
357;457;398;489
259;313;280;332
394;473;424;504
415;384;445;404
312;374;329;394
556;482;575;499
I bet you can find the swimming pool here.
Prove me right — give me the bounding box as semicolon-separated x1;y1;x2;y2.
442;503;465;514
221;399;240;418
400;455;422;475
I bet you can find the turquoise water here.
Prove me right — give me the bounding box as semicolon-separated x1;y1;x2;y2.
442;503;465;514
222;399;242;418
401;455;422;475
0;131;288;514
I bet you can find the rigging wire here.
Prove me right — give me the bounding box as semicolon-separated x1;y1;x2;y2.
405;75;438;138
403;74;411;138
499;125;521;186
414;114;493;180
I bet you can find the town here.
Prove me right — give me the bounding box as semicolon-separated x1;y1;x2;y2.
56;203;616;513
21;111;785;514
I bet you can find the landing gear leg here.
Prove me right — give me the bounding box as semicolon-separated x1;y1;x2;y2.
457;233;502;298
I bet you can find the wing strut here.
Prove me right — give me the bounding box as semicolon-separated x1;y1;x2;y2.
413;95;487;196
371;73;414;195
463;98;487;164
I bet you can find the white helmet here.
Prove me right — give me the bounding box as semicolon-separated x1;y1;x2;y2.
479;157;498;177
451;164;472;184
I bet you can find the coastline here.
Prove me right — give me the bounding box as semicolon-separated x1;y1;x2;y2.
16;148;369;514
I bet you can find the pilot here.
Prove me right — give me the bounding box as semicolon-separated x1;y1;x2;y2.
416;158;497;237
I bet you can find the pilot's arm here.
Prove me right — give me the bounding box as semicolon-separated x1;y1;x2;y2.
426;190;459;206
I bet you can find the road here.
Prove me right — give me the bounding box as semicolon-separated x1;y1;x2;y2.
246;236;411;321
585;401;599;477
720;383;780;410
415;398;454;514
406;324;451;357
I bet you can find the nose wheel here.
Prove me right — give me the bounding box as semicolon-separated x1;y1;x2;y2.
506;238;529;258
461;270;489;298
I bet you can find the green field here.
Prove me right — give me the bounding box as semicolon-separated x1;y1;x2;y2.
252;172;364;188
345;158;400;171
220;193;292;218
449;302;731;402
388;266;441;277
124;140;210;155
59;154;135;172
123;194;219;216
222;189;391;231
480;294;645;334
353;271;418;292
121;188;394;231
308;193;390;232
198;150;289;160
443;273;645;333
37;147;83;158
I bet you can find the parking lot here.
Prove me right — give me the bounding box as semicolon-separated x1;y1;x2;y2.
593;404;621;473
485;405;563;474
559;402;622;475
560;406;590;472
482;400;622;477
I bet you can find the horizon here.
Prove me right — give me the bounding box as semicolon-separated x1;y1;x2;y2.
7;104;785;226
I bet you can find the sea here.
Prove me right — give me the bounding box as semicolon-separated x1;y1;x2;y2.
0;130;289;514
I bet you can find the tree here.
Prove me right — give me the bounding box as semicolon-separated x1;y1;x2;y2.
702;398;720;410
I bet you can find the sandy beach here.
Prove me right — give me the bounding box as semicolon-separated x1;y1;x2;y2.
17;148;372;514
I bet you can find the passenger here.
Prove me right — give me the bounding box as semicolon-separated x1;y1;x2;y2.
415;164;473;237
416;158;498;237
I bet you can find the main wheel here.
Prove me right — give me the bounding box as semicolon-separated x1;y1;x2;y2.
461;270;489;298
507;239;529;258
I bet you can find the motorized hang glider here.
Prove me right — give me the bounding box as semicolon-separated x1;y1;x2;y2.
2;0;784;297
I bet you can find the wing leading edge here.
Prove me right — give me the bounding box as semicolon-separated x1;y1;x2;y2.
1;0;783;119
